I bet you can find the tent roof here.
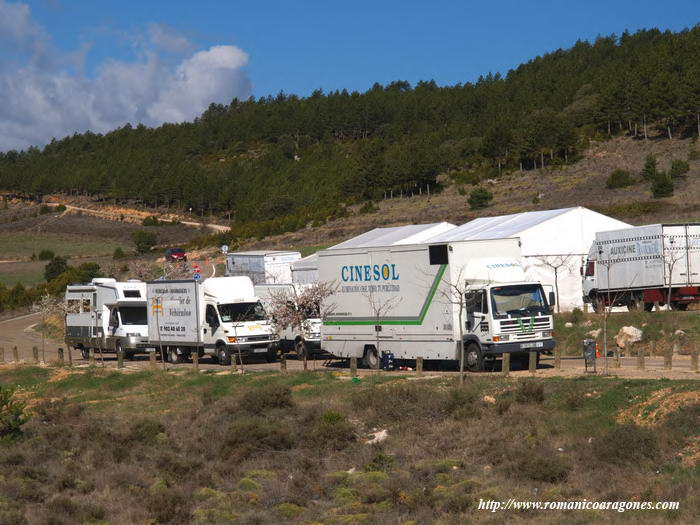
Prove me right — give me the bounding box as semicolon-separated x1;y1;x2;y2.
331;222;455;250
428;208;576;242
228;250;300;257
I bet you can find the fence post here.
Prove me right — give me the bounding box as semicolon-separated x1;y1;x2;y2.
280;353;287;372
57;347;64;364
529;351;537;374
691;343;699;373
554;346;561;370
665;342;674;371
117;348;124;369
149;350;156;369
416;356;424;377
231;353;238;373
636;342;646;370
89;348;96;365
0;346;4;364
32;346;39;364
303;353;308;371
67;346;73;368
12;346;19;364
614;346;621;368
502;353;510;377
192;352;199;371
350;356;358;377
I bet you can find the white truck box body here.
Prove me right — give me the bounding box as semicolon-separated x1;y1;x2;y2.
319;238;555;363
225;250;301;284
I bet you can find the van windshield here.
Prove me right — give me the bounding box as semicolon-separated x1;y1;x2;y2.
218;302;267;323
119;306;147;325
490;285;548;318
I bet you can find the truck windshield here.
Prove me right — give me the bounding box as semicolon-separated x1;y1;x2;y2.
218;302;267;323
119;306;147;325
490;285;548;318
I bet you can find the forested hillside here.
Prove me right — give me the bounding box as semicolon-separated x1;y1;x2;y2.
2;27;700;236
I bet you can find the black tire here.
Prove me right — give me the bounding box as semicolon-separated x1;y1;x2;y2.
80;347;90;361
217;344;231;366
627;295;644;312
670;301;689;311
644;302;654;312
266;345;278;363
363;346;380;369
591;296;603;313
168;347;184;364
465;343;485;372
295;339;308;360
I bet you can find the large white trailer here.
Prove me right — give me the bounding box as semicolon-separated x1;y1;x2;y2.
255;283;322;358
318;239;555;371
65;278;149;360
582;223;700;311
225;250;301;284
146;276;279;365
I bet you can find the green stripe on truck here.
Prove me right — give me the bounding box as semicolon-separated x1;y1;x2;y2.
324;264;447;326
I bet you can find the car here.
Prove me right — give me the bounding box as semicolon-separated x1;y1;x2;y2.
165;247;187;262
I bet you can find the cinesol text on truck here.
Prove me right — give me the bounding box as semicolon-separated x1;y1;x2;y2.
146;277;279;365
582;223;700;311
318;239;555;371
65;278;149;360
255;283;323;359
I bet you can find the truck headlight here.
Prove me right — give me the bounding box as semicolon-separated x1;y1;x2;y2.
493;334;510;342
542;331;552;338
228;336;246;343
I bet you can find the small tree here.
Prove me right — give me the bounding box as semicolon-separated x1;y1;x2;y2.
468;187;493;210
651;171;673;198
641;154;657;181
363;289;401;367
44;256;68;282
663;234;686;309
605;169;635;189
132;230;158;253
38;249;55;261
669;159;690;178
534;254;573;313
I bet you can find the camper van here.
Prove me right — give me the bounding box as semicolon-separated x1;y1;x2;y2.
146;276;279;365
255;283;322;358
64;278;149;360
318;239;555;371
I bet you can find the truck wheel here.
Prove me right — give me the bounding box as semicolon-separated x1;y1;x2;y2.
266;345;278;363
295;340;308;360
644;302;654;312
627;295;644;312
670;301;689;311
363;346;379;369
216;345;231;366
591;296;604;313
168;347;183;364
80;347;90;361
465;343;485;372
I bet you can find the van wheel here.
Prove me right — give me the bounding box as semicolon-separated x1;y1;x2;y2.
670;301;689;311
465;343;484;372
627;295;644;312
591;296;604;313
295;340;308;360
80;347;90;361
363;346;379;369
217;345;231;366
644;302;654;312
266;345;278;363
168;347;183;364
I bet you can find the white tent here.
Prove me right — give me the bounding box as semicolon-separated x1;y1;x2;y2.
428;207;631;311
291;222;456;285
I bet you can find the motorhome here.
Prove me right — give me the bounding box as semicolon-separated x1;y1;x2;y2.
254;283;322;358
318;239;555;371
146;276;279;365
64;278;148;360
225;250;301;284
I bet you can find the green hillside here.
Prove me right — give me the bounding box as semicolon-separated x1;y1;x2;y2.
2;27;700;242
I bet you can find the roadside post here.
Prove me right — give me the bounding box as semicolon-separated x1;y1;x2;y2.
57;348;64;364
192;351;199;371
528;351;537;374
280;353;287;372
149;350;156;369
350;356;358;377
636;342;646;370
32;346;39;364
583;339;597;374
416;356;424;377
12;346;19;364
502;353;510;376
0;346;4;364
117;348;124;369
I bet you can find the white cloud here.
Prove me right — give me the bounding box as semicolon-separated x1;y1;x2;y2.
0;1;252;151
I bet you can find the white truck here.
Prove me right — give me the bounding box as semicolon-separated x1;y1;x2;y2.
225;250;301;284
582;223;700;311
146;276;279;365
254;283;322;358
318;239;555;371
65;278;149;360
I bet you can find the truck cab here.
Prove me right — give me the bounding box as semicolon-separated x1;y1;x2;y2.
201;277;279;364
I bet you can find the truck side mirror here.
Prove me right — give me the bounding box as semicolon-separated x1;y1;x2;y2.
548;291;556;307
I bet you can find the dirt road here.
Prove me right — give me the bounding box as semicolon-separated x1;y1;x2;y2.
1;313;698;379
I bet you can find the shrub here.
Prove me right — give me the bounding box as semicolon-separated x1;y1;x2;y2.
39;204;52;215
131;230;158;253
457;186;467;196
242;384;293;414
308;410;355;450
670;159;690;178
605;169;635;189
359;201;379;214
142;215;161;226
44;256;68;282
595;424;659;464
514;451;572;482
113;247;125;259
567;307;584;325
55;204;66;213
37;249;55;261
468;187;493;210
0;386;28;441
515;380;545;403
641;154;657;181
689;148;700;161
651;172;673;198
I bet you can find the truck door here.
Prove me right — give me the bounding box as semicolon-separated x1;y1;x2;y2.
464;290;488;335
108;307;120;336
204;304;222;344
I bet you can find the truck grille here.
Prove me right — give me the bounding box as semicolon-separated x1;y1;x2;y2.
246;335;271;342
499;317;551;334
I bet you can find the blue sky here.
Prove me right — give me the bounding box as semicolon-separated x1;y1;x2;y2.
1;0;698;150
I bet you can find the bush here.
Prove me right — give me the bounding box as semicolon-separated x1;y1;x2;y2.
131;230;158;253
514;451;572;482
515;380;545;403
242;384;293;414
37;249;55;261
0;386;28;441
595;424;659;464
55;204;66;213
567;307;584;325
606;169;635;189
641;154;657;181
142;216;161;226
44;256;68;282
359;201;379;214
670;159;690;178
308;410;355;450
113;247;125;259
39;204;52;215
651;172;674;198
468;187;493;210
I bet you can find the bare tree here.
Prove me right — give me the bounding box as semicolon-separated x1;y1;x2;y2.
663;234;686;310
533;254;573;313
362;288;401;368
437;266;471;384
